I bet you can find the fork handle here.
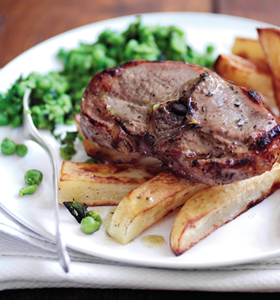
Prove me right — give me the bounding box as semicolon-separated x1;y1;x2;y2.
23;89;70;272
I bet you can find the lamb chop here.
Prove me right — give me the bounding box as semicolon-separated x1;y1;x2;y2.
80;60;280;185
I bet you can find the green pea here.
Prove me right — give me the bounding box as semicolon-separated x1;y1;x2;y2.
10;114;22;128
206;45;215;54
19;184;38;197
77;133;84;141
170;32;187;54
0;94;7;111
81;216;100;234
0;113;9;126
24;169;43;185
14;82;27;98
85;158;97;163
87;210;102;226
1;138;16;155
16;144;28;157
60;143;77;160
37;77;51;90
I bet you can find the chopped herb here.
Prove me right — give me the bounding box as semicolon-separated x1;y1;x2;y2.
63;201;91;223
63;201;102;234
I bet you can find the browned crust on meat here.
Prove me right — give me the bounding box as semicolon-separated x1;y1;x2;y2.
80;60;280;185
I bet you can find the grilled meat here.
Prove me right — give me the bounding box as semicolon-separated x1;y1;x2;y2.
80;60;280;185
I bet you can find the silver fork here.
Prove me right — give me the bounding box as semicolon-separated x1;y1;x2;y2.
23;88;70;273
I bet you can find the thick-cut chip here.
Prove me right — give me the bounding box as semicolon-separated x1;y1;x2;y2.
258;27;280;113
58;161;162;206
107;172;206;245
231;37;265;59
170;163;280;256
214;54;275;106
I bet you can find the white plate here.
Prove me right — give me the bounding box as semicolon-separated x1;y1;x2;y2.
1;12;280;269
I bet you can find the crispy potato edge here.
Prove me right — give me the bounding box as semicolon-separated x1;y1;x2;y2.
170;163;280;256
231;37;265;59
107;172;206;245
258;27;280;114
58;161;162;206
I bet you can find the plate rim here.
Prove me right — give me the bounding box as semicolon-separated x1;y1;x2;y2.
1;11;280;270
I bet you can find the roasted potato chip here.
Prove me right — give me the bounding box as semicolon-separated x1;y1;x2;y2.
107;172;206;245
231;37;265;59
58;161;162;206
214;53;275;106
170;163;280;256
258;27;280;113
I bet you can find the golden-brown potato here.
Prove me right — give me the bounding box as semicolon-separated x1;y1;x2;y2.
107;172;206;245
231;37;265;59
214;53;275;106
258;27;280;113
170;163;280;256
58;161;162;206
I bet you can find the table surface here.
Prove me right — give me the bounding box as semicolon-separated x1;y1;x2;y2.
1;0;280;299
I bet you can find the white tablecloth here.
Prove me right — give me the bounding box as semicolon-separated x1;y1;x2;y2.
1;206;280;292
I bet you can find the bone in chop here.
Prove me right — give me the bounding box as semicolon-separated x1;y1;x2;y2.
80;60;280;185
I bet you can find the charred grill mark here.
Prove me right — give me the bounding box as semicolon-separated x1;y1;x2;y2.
111;136;134;153
123;140;134;152
235;157;252;167
91;175;142;185
257;136;272;149
111;135;122;149
244;89;262;105
255;125;280;149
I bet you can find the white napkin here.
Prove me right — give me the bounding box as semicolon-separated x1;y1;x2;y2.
1;206;280;292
